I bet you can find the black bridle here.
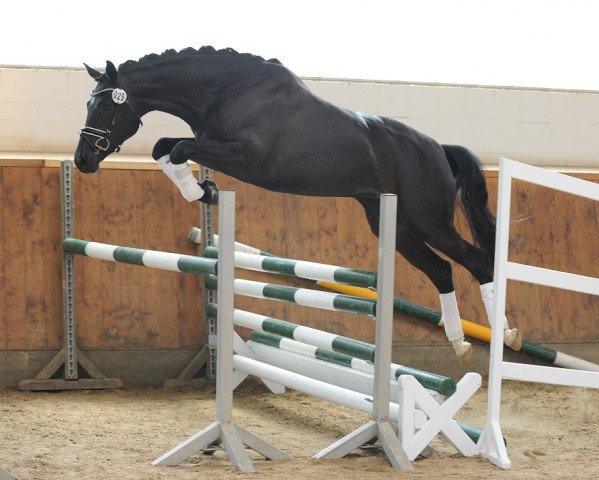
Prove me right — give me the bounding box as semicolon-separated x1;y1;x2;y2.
79;87;142;154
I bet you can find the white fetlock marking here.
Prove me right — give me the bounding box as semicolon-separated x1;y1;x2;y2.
172;162;205;202
440;292;471;362
480;282;495;326
439;291;464;341
481;282;523;350
157;154;179;185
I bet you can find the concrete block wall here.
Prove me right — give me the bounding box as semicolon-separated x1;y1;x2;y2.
1;66;599;168
305;79;599;168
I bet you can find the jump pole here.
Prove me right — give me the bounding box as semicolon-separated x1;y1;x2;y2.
246;333;487;444
202;245;378;288
192;227;599;372
205;303;457;396
204;276;376;315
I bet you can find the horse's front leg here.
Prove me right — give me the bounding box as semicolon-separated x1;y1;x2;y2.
151;137;196;160
169;137;247;165
153;138;220;205
169;137;251;205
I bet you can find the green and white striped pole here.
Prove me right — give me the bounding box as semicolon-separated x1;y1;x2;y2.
251;330;456;397
207;303;374;361
206;303;456;396
62;238;218;276
204;275;375;316
203;245;377;288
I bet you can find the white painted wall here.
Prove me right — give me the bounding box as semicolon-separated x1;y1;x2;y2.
1;66;598;168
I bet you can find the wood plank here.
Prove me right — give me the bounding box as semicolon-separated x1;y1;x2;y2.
553;184;598;342
22;166;47;347
0;167;6;349
18;378;122;391
3;168;28;349
508;180;545;342
156;170;193;349
102;169;143;350
40;167;62;349
75;169;106;349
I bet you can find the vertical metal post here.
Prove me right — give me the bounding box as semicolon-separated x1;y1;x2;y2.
201;166;217;379
19;159;120;390
154;190;289;470
314;193;411;471
372;193;397;420
60;159;77;380
215;190;235;422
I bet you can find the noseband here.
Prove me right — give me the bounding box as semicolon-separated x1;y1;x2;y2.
79;87;142;154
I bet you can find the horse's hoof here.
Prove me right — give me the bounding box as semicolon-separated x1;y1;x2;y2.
199;180;219;205
504;328;523;351
199;187;218;205
452;339;472;364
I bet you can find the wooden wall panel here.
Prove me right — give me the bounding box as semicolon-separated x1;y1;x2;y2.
504;177;599;343
1;162;597;352
73;168;204;350
1;166;62;350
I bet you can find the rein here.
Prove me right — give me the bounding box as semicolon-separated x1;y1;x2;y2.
79;87;143;154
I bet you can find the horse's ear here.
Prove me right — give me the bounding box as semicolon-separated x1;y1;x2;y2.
84;63;102;81
105;61;118;83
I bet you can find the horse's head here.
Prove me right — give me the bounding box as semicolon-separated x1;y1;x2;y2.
74;61;142;173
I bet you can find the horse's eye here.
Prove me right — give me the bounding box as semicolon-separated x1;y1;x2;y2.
100;102;112;111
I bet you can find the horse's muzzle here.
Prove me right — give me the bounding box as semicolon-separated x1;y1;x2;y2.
74;153;100;173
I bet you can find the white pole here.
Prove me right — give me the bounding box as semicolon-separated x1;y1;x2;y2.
232;354;412;424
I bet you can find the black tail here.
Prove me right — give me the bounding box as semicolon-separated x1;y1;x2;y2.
442;145;496;264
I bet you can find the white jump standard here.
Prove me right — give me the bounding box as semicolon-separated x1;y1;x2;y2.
153;191;292;472
479;158;599;469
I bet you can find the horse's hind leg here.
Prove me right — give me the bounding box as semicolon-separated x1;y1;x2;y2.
394;228;474;363
357;198;472;363
423;224;522;350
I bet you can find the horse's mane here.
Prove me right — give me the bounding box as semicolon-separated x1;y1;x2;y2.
120;46;282;71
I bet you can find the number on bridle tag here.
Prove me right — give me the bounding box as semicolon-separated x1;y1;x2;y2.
112;89;127;104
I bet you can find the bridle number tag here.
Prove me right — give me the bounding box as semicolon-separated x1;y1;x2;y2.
112;89;127;104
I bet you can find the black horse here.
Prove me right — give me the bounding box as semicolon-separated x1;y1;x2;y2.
75;46;521;362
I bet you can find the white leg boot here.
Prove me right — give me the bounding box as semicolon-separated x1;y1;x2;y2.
439;291;472;363
480;282;522;351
